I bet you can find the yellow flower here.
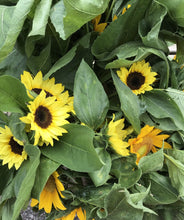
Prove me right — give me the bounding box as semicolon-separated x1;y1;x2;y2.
128;125;172;164
55;207;86;220
31;171;66;213
113;4;131;21
92;14;107;33
20;90;70;146
117;60;157;95
107;114;130;156
0;126;27;170
21;71;73;110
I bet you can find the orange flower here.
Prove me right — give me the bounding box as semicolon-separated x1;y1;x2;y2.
128;125;172;164
55;207;86;220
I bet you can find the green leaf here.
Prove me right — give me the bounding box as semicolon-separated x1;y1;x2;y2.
139;148;164;174
74;60;109;130
0;164;13;195
0;46;27;78
155;0;184;27
29;0;52;36
112;72;140;133
0;75;30;113
44;44;77;79
104;185;155;220
0;0;35;63
92;0;152;59
165;149;184;196
50;0;110;40
12;144;40;220
31;156;60;199
111;156;142;188
138;2;168;52
144;172;178;205
41;124;103;172
9;113;28;142
142;90;184;131
89;148;111;187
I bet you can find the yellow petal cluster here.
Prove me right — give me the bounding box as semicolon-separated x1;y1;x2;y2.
31;171;66;213
128;125;172;164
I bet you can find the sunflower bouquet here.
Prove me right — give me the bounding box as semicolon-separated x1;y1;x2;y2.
1;0;184;219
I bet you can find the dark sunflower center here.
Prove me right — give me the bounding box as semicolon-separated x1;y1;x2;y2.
9;137;23;155
34;105;52;128
127;72;145;90
32;88;53;98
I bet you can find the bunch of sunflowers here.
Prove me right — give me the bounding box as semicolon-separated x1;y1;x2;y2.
1;0;184;219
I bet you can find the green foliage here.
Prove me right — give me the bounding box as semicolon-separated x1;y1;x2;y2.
74;60;109;130
0;75;30;113
41;124;103;172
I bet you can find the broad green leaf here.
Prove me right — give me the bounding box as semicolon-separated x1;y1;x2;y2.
0;75;30;113
50;0;110;40
166;88;184;119
44;44;77;79
0;46;27;78
165;149;184;196
31;156;60;199
2;199;18;220
144;172;178;205
111;156;142;188
0;164;13;195
0;0;35;63
41;124;103;172
142;90;184;131
155;0;184;27
74;60;109;130
29;0;52;36
104;185;155;220
138;2;168;52
92;0;152;59
139;148;164;174
11;144;40;220
112;72;140;133
89;148;111;187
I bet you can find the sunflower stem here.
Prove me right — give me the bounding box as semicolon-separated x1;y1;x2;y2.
105;0;116;22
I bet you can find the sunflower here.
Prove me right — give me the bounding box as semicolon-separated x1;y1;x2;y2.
113;4;131;21
92;14;107;33
55;207;86;220
117;60;157;95
0;126;27;170
31;171;66;213
107;114;130;156
21;71;73;109
128;125;172;164
20;90;70;146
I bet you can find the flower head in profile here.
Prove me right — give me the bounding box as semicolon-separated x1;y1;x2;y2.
31;171;66;213
113;4;131;21
0;126;27;170
92;14;107;33
56;207;86;220
117;60;157;95
21;71;73;110
128;125;172;164
107;114;130;156
20;91;70;146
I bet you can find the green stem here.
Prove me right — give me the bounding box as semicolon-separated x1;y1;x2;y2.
105;0;116;22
